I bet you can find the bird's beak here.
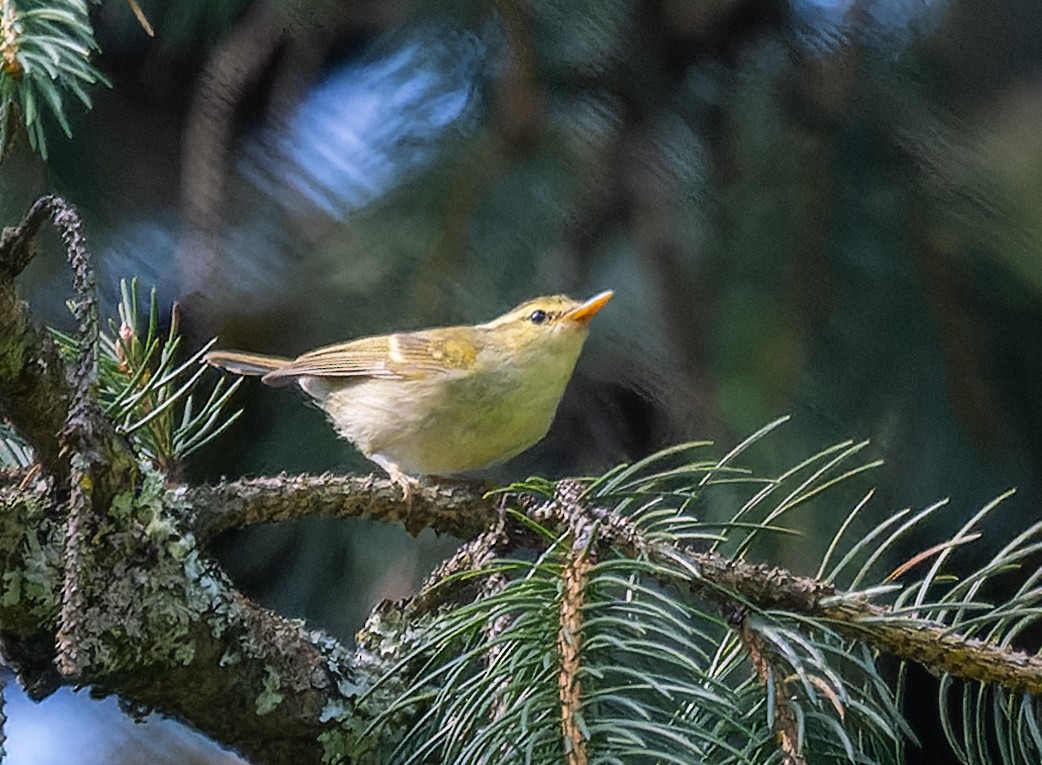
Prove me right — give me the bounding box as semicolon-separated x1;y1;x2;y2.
564;290;613;325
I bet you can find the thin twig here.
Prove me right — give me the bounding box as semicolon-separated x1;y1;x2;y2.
0;196;118;477
557;491;594;765
0;194;56;279
738;613;808;765
48;197;138;678
0;661;6;762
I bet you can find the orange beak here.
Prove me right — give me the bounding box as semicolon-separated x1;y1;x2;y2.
564;290;613;325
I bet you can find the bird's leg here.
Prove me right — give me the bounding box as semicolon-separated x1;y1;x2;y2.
370;455;420;504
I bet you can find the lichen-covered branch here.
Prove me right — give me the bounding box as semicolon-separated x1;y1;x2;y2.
0;195;495;764
0;469;395;765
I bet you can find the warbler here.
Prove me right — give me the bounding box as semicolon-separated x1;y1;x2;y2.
205;290;612;492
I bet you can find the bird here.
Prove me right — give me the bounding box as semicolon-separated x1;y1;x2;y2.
205;290;613;495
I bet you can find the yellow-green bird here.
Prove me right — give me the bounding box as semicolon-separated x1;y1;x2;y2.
205;290;613;492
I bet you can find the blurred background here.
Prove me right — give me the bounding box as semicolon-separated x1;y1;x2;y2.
2;0;1042;762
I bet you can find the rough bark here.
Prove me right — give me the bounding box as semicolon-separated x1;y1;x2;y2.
187;473;495;542
0;469;424;764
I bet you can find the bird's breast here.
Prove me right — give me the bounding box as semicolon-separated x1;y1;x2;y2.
308;341;582;475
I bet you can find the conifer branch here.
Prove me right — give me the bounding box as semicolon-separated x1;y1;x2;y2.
511;481;1042;722
0;0;107;158
629;516;1042;697
558;516;594;765
739;615;807;765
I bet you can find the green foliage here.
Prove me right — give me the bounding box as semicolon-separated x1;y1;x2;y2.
364;422;1042;764
0;0;108;159
52;278;241;473
380;552;765;764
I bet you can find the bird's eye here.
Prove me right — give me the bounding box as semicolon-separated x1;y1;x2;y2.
528;309;548;325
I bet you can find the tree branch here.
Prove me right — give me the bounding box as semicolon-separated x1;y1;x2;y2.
738;615;807;765
0;470;400;765
0;196;76;476
185;472;495;542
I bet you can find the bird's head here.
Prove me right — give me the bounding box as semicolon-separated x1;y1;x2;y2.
481;290;613;359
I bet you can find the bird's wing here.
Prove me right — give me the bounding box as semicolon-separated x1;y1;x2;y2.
206;350;291;377
261;330;478;384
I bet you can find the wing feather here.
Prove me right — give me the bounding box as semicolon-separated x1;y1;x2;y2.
261;330;478;384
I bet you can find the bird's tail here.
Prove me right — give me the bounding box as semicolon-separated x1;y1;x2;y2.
205;350;292;380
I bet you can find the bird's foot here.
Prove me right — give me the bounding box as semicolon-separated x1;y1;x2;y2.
387;469;429;535
389;469;421;505
371;455;420;506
